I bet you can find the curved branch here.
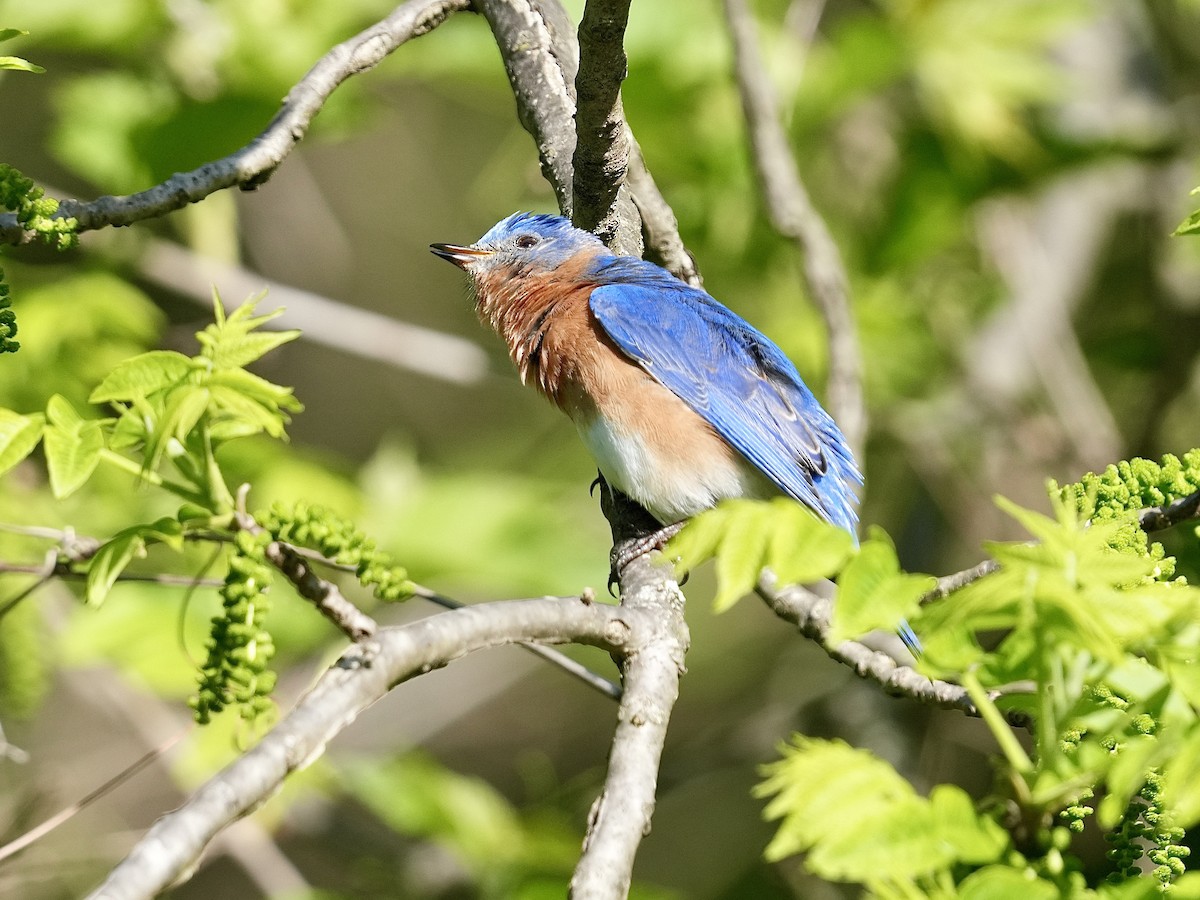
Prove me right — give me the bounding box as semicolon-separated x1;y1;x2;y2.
1140;488;1200;532
722;0;866;458
85;597;638;900
627;137;703;287
757;573;1032;729
0;0;471;245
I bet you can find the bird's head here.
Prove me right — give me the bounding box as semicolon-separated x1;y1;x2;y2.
430;212;606;280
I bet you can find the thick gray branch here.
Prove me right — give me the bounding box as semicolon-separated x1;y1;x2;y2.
477;0;702;275
0;0;470;245
85;597;637;900
571;0;641;255
474;0;581;216
722;0;866;458
572;489;689;899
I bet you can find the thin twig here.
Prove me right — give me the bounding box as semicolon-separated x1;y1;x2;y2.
234;485;378;642
626;136;703;287
1140;488;1200;532
0;727;189;865
756;573;1032;729
722;0;866;458
923;559;1001;605
0;0;472;245
409;584;622;701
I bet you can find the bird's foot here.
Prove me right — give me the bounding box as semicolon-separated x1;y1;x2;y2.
607;520;688;593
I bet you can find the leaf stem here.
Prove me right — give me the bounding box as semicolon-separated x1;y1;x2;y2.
963;668;1033;775
99;449;208;506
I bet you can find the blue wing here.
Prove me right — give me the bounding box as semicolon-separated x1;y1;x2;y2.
587;259;862;533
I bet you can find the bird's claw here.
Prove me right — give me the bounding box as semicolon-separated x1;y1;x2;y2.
607;521;688;594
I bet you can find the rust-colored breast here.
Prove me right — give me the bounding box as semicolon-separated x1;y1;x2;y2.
473;254;647;419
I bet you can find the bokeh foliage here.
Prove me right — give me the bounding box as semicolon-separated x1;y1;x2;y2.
2;0;1200;897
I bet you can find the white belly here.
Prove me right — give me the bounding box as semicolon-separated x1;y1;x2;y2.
577;414;774;524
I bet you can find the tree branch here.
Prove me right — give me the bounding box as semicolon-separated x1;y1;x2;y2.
756;572;1032;728
924;559;1001;605
571;488;689;899
475;0;707;277
722;0;866;458
571;0;641;255
1140;488;1200;532
626;136;703;287
85;597;638;900
474;0;581;217
0;0;471;245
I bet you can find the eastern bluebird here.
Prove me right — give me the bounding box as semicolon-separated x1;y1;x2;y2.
430;212;862;543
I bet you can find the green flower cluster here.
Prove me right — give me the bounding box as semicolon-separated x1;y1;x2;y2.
0;163;77;248
0;164;80;354
1053;451;1200;581
191;529;277;725
0;271;16;354
262;502;413;603
1107;770;1190;887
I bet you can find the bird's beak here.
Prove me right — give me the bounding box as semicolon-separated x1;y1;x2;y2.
430;243;493;269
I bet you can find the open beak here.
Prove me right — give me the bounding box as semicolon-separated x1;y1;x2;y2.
430;243;493;269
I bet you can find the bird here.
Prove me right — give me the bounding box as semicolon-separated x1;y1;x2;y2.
430;212;863;554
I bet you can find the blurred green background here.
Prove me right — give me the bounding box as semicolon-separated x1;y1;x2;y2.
1;0;1199;896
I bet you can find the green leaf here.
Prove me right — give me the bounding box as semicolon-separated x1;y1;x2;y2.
757;736;1010;886
758;736;914;862
668;505;730;574
46;392;83;428
712;501;772;612
958;866;1059;900
806;795;951;880
1174;188;1200;236
85;518;184;606
206;327;301;371
88;350;193;403
928;784;1008;863
766;501;855;586
669;498;857;614
196;293;299;370
0;28;42;73
0;409;45;475
142;386;210;471
43;395;103;498
829;528;935;644
0;56;45;73
1163;725;1200;828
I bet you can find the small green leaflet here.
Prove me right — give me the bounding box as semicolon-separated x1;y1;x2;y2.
757;736;1008;883
88;350;194;404
668;498;855;613
828;526;934;645
85;517;184;606
198;292;300;370
0;29;44;74
43;394;104;498
0;408;44;475
1174;186;1200;236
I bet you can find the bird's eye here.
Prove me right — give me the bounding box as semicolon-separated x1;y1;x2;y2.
514;234;540;249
